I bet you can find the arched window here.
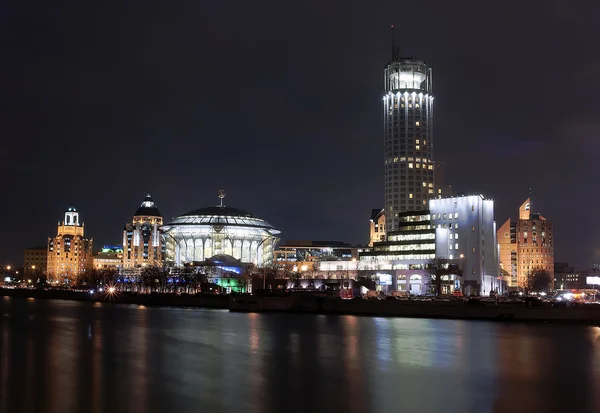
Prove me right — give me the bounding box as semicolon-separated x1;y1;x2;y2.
410;274;422;281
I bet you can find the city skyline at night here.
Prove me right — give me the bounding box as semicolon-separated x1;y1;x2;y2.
1;1;598;269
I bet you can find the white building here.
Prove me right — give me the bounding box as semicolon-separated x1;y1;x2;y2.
328;195;502;295
429;195;500;295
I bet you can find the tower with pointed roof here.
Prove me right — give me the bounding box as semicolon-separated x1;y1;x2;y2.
47;206;93;282
122;195;164;269
497;197;554;290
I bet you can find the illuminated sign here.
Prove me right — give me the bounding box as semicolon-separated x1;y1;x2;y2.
377;273;392;285
586;276;600;286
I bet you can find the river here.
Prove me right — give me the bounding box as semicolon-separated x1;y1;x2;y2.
1;297;599;413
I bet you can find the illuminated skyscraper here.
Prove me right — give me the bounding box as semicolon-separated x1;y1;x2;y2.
47;207;93;281
383;50;434;232
123;195;164;269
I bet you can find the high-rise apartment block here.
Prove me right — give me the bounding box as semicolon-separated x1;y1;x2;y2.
383;54;435;233
47;207;93;281
497;198;554;289
123;195;163;269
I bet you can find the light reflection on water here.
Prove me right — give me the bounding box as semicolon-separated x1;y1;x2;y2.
0;297;599;413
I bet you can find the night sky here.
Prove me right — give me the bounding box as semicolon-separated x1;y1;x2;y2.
1;1;598;268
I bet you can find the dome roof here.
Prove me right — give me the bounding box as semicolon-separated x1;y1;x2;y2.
162;205;280;234
134;194;162;217
182;206;258;219
206;254;243;266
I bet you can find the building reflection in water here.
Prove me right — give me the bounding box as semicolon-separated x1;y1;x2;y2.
2;298;600;413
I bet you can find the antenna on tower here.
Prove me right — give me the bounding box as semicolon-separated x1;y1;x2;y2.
529;187;532;213
390;24;400;60
217;190;226;207
391;25;395;60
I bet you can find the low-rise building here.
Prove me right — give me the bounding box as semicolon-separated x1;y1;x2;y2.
93;246;123;271
274;240;358;273
24;246;48;278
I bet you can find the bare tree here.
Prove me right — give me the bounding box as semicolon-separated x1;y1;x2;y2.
426;258;442;296
525;268;552;293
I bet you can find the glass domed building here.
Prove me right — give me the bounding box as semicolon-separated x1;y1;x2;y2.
160;203;281;267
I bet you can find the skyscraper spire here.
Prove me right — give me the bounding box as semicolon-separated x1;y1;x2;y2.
391;25;395;60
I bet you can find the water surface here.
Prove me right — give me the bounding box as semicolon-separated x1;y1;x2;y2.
1;297;599;413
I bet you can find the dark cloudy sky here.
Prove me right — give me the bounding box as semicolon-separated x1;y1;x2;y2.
1;1;598;268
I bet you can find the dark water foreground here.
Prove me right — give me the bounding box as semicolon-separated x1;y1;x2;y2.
1;297;600;413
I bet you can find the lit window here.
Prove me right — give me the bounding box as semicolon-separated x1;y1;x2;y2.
409;193;413;199
415;122;420;127
415;104;420;108
455;234;459;240
422;182;426;187
454;213;458;219
443;213;447;219
455;243;459;249
472;226;475;232
438;189;441;194
416;139;420;144
449;244;453;250
401;104;405;108
408;104;412;108
408;163;413;169
472;247;476;253
416;163;420;168
415;145;420;150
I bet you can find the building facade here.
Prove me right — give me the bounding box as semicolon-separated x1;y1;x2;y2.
275;241;358;273
429;195;499;295
123;195;163;269
357;195;501;296
369;209;386;246
47;207;93;282
23;246;48;278
383;55;435;232
93;246;124;271
161;195;281;267
497;219;517;287
497;198;554;290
